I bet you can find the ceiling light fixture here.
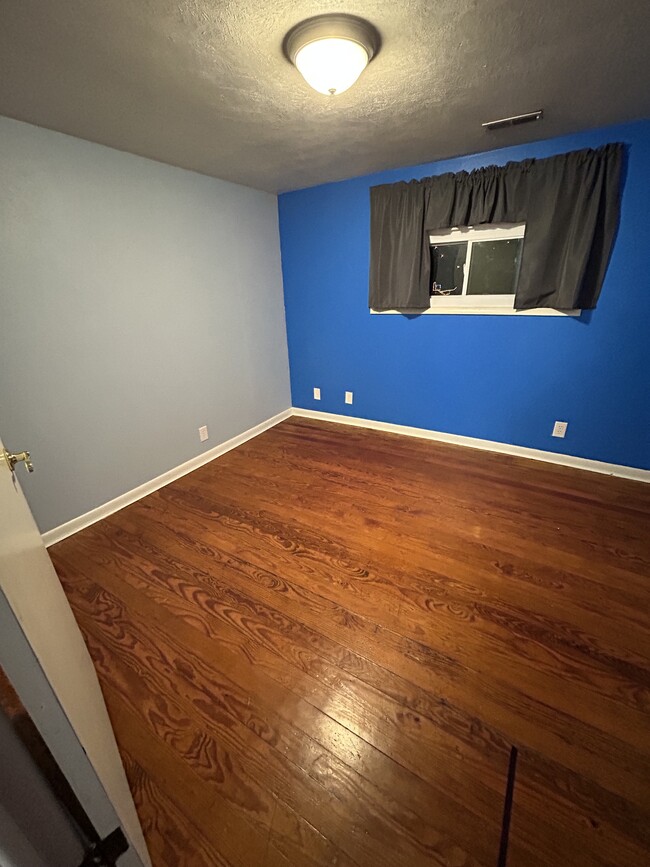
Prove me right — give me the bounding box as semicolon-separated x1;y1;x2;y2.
284;14;380;96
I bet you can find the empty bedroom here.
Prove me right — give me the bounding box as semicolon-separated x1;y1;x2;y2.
0;2;648;866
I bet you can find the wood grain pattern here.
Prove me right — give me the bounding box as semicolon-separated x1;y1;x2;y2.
0;666;23;718
49;417;650;866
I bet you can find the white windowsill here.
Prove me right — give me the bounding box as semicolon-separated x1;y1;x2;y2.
371;308;582;317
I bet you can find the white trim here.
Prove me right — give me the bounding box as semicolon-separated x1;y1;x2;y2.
371;307;581;316
42;404;648;546
42;409;292;547
460;235;473;295
291;408;650;483
428;222;526;244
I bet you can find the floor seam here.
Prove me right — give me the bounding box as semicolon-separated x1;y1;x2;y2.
497;745;519;867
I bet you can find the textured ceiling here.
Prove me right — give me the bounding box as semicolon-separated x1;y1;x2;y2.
1;1;649;192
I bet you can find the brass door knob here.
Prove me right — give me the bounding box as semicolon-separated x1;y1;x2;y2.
2;448;34;473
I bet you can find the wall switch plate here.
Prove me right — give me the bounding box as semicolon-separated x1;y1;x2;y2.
198;425;209;442
345;391;353;405
552;420;568;438
313;387;321;400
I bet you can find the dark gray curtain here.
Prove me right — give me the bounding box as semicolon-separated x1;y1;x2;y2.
368;143;624;311
369;181;430;310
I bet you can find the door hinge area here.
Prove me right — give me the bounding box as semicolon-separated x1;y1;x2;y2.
79;827;129;866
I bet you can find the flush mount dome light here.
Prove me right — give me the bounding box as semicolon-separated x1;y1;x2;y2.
284;14;380;96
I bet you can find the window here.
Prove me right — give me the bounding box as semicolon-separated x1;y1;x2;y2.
429;223;525;312
370;219;581;315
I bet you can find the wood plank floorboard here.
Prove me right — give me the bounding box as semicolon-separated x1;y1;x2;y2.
49;417;650;866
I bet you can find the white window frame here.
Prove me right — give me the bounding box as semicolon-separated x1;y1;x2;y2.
372;222;580;316
429;222;524;310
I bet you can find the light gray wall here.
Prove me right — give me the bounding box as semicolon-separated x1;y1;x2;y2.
0;117;291;533
0;803;49;867
0;709;85;866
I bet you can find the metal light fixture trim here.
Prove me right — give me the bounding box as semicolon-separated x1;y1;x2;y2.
284;14;380;96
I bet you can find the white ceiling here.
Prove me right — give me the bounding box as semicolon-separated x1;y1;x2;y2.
1;1;649;192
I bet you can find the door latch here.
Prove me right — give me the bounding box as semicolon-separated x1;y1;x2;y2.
2;448;34;473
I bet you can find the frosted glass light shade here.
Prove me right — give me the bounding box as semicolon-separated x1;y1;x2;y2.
284;14;379;98
294;37;369;96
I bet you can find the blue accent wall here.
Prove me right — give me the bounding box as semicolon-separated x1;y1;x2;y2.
279;120;650;470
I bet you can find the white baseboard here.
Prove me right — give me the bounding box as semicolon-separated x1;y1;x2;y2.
291;408;650;483
42;409;292;547
43;404;648;546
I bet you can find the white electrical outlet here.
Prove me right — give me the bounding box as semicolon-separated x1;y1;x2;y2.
313;387;321;400
552;420;568;438
198;425;209;442
345;391;353;405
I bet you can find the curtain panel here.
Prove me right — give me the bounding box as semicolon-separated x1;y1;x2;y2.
368;143;624;311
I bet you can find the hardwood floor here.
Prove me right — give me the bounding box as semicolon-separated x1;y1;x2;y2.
50;417;650;866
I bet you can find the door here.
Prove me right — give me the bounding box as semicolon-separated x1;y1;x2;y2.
0;435;150;867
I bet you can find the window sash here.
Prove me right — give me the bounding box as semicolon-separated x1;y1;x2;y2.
429;223;525;305
428;222;526;244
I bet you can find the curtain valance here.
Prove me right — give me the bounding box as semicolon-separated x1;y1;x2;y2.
369;143;624;311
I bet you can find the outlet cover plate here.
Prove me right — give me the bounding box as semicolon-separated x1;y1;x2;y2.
552;420;568;438
199;425;209;442
313;387;321;400
345;391;353;405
